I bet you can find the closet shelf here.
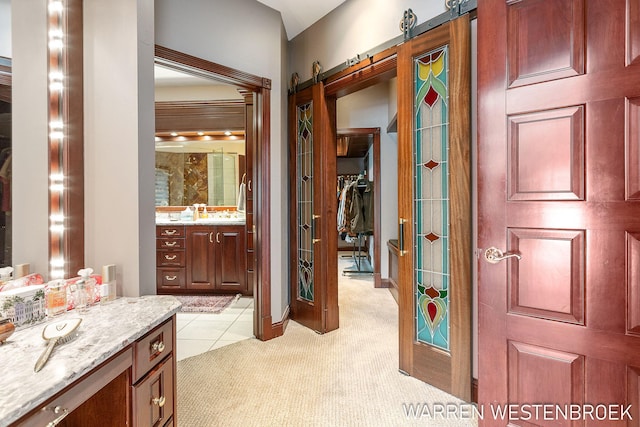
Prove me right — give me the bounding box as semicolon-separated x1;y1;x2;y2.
386;112;397;134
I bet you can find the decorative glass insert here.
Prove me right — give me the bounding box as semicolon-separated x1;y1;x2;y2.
297;101;314;302
414;46;450;351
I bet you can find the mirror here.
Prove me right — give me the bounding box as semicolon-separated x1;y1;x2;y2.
0;0;11;267
154;64;245;208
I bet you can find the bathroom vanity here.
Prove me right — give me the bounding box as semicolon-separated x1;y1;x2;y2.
1;295;180;427
156;217;249;296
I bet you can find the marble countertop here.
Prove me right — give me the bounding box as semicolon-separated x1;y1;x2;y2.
0;295;181;425
156;218;246;226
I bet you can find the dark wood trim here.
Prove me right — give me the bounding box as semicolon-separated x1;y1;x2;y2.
155;100;245;133
155;45;270;90
155;46;273;341
372;130;381;288
255;86;272;340
63;0;85;277
378;278;391;289
471;378;478;403
324;47;397;98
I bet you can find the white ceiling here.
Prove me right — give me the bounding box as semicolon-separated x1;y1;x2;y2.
255;0;347;40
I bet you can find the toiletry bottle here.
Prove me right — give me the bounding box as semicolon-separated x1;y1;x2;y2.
100;264;117;303
45;279;67;317
76;268;96;311
201;205;208;218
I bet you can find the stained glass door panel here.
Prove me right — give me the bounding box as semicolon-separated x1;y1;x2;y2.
297;101;314;302
414;47;450;351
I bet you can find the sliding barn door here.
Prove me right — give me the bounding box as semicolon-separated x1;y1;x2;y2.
397;14;472;401
289;83;339;334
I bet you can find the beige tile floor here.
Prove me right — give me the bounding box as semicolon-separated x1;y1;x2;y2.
176;296;254;361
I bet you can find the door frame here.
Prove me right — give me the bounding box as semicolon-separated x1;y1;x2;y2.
336;127;382;287
154;45;275;340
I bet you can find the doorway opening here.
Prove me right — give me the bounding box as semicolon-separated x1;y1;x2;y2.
154;45;273;341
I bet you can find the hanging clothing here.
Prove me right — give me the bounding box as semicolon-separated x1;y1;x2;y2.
336;177;374;236
352;180;373;234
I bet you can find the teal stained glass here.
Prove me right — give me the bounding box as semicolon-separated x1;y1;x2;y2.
414;46;450;351
297;102;314;302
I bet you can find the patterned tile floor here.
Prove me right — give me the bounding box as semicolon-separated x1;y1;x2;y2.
176;296;254;361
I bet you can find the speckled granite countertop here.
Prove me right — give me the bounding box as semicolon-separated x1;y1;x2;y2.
0;295;181;425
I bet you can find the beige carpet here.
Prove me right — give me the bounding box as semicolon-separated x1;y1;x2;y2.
177;260;477;426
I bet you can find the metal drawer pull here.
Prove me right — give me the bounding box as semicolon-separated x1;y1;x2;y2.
163;229;177;236
151;340;165;353
164;241;177;247
484;247;522;264
216;232;221;243
248;180;252;192
165;275;177;281
209;232;213;243
152;396;166;407
46;406;69;427
164;254;177;260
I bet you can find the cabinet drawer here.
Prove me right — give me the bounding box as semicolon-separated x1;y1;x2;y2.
133;355;174;427
133;318;174;383
157;268;185;290
156;238;185;249
157;250;185;267
156;226;185;238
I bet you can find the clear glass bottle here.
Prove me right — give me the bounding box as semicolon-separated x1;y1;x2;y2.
45;280;67;317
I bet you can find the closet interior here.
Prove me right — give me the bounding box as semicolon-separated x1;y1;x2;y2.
336;129;375;276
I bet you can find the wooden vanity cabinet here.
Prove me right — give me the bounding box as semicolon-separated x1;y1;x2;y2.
185;225;247;294
157;224;248;295
12;316;176;427
156;226;186;292
132;317;176;427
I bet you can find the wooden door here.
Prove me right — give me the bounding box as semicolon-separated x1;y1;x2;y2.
216;225;247;293
288;83;339;333
478;0;640;423
185;226;215;290
397;15;472;401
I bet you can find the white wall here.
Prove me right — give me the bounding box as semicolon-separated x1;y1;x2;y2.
154;0;289;320
288;0;446;82
0;0;10;58
336;82;397;280
12;0;49;275
84;0;156;296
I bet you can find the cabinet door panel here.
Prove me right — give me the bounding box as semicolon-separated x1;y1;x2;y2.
186;226;215;290
217;225;247;292
133;356;174;427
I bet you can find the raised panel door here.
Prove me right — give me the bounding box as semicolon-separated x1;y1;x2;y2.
216;225;247;293
478;0;640;423
185;226;215;290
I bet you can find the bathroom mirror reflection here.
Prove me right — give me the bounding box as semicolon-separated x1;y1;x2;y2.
154;64;245;207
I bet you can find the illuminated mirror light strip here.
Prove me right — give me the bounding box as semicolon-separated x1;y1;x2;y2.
48;0;66;279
